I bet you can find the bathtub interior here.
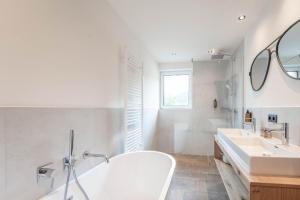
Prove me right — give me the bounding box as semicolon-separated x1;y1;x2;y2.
40;151;175;200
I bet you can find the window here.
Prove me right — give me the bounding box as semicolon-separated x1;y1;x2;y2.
160;70;192;108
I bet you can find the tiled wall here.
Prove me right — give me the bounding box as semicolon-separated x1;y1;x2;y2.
246;107;300;146
0;111;5;200
157;109;227;155
157;61;233;155
0;107;123;200
143;108;159;150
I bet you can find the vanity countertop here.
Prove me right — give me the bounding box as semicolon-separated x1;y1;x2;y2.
215;128;300;188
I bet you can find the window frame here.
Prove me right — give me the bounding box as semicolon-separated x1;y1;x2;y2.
160;70;192;109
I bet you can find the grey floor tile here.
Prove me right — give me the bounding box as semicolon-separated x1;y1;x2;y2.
167;155;229;200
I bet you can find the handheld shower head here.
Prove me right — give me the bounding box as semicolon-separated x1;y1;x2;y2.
69;130;74;159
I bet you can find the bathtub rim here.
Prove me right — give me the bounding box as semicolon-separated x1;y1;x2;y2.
39;151;176;200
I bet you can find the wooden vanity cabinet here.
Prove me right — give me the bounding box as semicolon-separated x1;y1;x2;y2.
282;188;300;200
250;186;300;200
250;186;281;200
214;140;300;200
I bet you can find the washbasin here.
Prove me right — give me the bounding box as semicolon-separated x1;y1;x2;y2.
217;128;300;177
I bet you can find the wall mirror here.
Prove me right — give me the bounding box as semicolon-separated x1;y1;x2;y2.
277;20;300;79
249;49;271;91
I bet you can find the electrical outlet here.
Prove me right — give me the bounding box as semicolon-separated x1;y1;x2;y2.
268;114;278;123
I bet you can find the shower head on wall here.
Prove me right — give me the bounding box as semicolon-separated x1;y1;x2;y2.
208;48;232;60
211;54;225;60
191;49;234;62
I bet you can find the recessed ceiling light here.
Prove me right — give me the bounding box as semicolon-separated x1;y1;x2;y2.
238;15;246;21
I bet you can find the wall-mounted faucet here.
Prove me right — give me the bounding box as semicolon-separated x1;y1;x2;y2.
36;162;56;189
263;122;289;145
83;151;110;163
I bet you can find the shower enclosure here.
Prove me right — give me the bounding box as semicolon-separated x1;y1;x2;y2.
158;54;244;156
187;59;242;155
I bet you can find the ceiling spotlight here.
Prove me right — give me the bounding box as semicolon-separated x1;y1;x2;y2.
238;15;246;21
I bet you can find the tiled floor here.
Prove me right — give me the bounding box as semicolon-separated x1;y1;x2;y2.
166;154;229;200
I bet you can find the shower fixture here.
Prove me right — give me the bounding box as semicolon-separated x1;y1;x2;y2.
208;48;233;60
225;80;232;90
63;130;90;200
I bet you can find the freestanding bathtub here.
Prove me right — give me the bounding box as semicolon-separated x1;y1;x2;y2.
40;151;176;200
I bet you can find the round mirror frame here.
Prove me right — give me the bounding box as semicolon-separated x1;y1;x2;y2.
249;49;271;91
276;19;300;80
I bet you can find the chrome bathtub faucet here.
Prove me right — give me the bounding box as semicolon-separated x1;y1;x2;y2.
64;130;90;200
82;151;110;163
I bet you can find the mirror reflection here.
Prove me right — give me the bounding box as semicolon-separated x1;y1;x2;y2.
250;49;271;91
277;21;300;79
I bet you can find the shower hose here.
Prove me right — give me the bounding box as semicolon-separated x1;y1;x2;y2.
64;164;90;200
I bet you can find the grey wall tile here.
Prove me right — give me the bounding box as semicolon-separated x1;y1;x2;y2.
143;108;159;150
2;108;123;200
0;110;5;200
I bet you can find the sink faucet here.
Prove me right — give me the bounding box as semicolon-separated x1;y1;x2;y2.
263;122;289;145
83;151;110;163
243;117;256;133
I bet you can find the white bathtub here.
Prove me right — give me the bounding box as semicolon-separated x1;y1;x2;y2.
40;151;176;200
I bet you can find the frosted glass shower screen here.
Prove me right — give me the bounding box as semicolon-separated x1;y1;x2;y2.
124;55;143;152
171;61;235;155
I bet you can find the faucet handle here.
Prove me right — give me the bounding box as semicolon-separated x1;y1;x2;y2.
38;162;53;168
37;162;56;189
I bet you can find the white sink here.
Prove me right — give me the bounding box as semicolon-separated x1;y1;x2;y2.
217;128;300;177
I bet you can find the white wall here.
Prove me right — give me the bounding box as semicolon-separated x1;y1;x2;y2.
232;42;244;128
142;53;160;149
0;0;160;199
159;62;193;71
244;0;300;107
0;0;158;108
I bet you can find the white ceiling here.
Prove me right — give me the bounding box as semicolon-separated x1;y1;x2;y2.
107;0;274;63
